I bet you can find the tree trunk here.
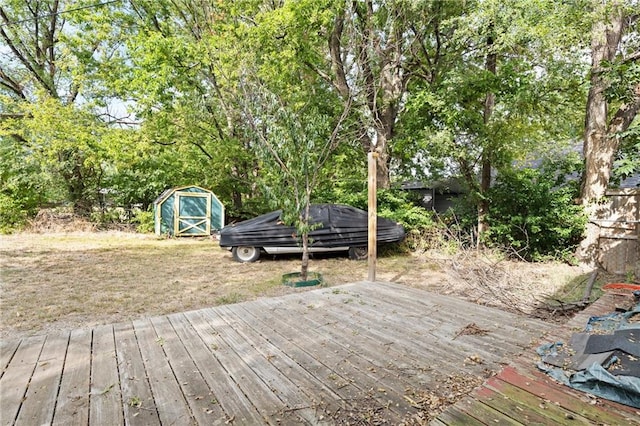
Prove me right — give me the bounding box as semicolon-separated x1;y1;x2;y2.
59;149;94;217
300;203;311;281
374;130;391;189
300;232;309;281
477;155;491;246
577;4;627;265
328;2;406;190
580;11;625;203
478;29;496;248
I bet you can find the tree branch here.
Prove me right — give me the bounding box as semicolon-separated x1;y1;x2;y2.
328;12;350;98
0;66;26;98
0;6;58;97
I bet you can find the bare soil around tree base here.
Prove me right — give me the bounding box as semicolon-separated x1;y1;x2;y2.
0;230;600;341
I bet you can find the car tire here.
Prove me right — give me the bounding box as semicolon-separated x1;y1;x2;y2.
348;246;367;260
232;246;261;262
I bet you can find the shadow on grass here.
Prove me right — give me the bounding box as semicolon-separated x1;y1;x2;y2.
532;270;628;322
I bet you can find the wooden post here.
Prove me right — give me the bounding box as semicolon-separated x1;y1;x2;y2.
368;152;377;282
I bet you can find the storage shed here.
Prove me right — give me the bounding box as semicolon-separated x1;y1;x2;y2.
154;186;224;236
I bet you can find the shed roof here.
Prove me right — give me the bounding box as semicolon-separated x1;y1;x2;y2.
153;185;213;205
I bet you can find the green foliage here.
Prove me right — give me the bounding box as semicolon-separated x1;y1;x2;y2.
131;209;155;234
90;208;125;228
485;162;587;261
396;0;586;189
0;193;28;233
0;0;635;257
322;187;434;237
0;132;55;228
611;128;640;187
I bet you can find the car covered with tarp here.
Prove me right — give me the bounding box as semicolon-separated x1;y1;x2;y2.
219;203;405;262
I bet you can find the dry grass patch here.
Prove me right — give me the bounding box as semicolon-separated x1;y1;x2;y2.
0;232;373;339
0;231;597;340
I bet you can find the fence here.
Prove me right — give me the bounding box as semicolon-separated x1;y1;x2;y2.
595;189;640;277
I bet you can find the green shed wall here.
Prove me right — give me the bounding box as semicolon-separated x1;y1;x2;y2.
154;186;224;236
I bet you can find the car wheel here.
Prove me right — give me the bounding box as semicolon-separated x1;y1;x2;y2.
348;246;367;260
232;246;261;262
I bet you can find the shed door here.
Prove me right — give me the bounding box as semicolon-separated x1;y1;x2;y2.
174;191;211;236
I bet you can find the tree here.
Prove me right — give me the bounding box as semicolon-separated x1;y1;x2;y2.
325;0;412;188
397;0;587;245
0;0;121;216
578;0;639;263
235;0;353;280
241;82;351;280
100;0;264;216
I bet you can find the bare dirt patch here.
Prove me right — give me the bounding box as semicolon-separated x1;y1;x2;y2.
1;231;594;341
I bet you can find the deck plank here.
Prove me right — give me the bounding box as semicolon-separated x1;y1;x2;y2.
252;295;416;420
316;287;529;371
0;339;20;377
216;304;343;417
232;299;405;422
496;363;640;424
269;296;451;398
451;399;522;426
133;318;194;425
52;328;92;426
113;321;160;425
0;335;46;426
184;309;288;424
89;324;123;426
198;306;317;424
14;331;69;426
168;312;265;424
363;282;550;342
432;406;486;426
149;315;227;425
433;288;640;425
2;281;632;426
476;376;592;424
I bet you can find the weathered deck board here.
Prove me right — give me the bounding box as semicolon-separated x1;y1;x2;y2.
134;317;193;425
15;331;69;425
318;287;529;368
3;280;632;425
494;366;638;424
230;299;393;418
0;339;20;375
167;312;264;424
0;335;46;426
52;328;92;426
434;290;640;425
88;324;123;426
114;321;160;425
200;306;321;424
215;304;344;419
252;293;423;419
149;315;227;425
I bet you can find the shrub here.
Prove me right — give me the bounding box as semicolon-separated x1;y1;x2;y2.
90;208;126;227
0;194;28;233
485;166;586;261
131;208;155;234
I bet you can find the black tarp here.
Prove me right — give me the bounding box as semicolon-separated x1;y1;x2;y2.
219;204;405;249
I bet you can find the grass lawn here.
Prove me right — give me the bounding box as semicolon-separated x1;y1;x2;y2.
0;231;598;340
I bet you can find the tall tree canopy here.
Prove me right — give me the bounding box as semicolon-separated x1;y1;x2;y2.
397;0;588;243
0;0;124;215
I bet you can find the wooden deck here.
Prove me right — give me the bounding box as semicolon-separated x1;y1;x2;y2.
1;281;554;425
433;290;640;425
